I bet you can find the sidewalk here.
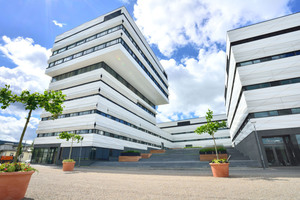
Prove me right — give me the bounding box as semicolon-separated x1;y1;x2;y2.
24;165;300;200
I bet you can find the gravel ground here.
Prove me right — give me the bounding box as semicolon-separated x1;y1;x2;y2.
24;165;300;200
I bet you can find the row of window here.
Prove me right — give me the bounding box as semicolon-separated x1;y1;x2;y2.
41;109;172;142
49;38;120;68
171;128;229;135
237;49;300;67
49;37;168;99
52;61;156;111
121;25;168;86
233;107;300;141
173;136;230;143
51;23;168;83
52;25;122;57
37;129;162;148
120;39;169;98
244;77;300;91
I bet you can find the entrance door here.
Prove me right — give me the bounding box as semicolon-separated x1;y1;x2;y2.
262;136;294;166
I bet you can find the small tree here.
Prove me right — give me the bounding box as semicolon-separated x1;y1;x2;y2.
0;85;66;163
195;109;227;160
58;132;84;161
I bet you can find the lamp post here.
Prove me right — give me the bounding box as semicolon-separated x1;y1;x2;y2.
78;139;82;167
251;121;266;169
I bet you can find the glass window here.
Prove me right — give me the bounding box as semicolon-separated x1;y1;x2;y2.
291;78;300;83
73;52;83;58
254;112;269;118
95;44;105;51
49;62;55;67
292;108;300;114
53;51;58;55
262;137;284;145
278;109;292;115
77;40;85;46
86;35;96;42
58;48;66;53
64;56;73;62
268;110;278;116
296;135;300;148
97;31;107;38
240;61;252;66
260;57;272;62
55;59;63;65
68;44;76;49
83;48;94;55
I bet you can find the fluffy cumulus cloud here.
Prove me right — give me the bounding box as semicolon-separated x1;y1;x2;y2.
133;0;291;122
0;36;51;142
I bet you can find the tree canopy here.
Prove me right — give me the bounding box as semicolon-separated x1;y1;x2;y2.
0;85;66;162
195;109;227;160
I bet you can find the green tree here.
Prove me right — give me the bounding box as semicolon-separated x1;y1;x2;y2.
0;85;66;162
194;109;227;160
58;132;84;161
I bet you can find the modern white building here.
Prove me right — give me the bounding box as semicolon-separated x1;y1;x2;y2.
31;7;230;165
225;13;300;167
157;114;231;148
32;7;174;164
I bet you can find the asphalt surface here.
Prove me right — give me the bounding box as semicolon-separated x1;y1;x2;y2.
24;165;300;200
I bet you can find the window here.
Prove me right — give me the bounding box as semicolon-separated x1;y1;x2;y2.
58;48;66;53
86;35;96;42
64;56;73;62
254;112;269;118
77;40;85;46
73;52;83;58
83;48;94;55
68;44;76;49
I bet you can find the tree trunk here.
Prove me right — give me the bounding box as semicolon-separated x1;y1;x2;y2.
212;134;219;160
68;138;74;160
14;109;32;163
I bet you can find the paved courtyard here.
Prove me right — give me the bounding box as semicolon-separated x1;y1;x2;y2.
25;165;300;200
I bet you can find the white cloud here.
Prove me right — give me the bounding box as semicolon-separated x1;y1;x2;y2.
52;20;66;28
0;36;51;142
133;0;292;121
157;46;226;122
134;0;291;56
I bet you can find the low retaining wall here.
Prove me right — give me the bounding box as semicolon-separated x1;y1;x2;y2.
141;153;152;159
200;154;228;161
118;156;142;162
150;150;166;154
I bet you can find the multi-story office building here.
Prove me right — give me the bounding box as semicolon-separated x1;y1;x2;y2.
225;13;300;167
32;7;173;164
158;114;231;148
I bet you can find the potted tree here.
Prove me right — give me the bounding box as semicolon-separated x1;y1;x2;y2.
0;85;65;199
58;132;84;171
195;109;229;177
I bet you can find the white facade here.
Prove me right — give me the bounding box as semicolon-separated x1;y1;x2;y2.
225;13;300;166
32;7;231;164
33;8;174;163
158;114;231;148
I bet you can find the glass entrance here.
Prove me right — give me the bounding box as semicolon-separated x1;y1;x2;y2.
262;136;294;166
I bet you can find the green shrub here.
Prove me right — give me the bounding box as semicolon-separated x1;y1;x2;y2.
122;150;140;154
63;159;75;162
210;158;228;163
199;146;226;154
0;162;37;172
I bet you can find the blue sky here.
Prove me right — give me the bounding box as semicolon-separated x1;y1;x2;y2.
1;0;300;142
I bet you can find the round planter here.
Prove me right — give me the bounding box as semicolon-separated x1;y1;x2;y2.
209;163;229;177
63;161;76;171
0;171;35;200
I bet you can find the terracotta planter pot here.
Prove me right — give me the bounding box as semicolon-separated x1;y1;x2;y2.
63;161;76;171
141;153;152;159
0;171;34;200
150;149;166;154
118;156;142;162
209;163;229;177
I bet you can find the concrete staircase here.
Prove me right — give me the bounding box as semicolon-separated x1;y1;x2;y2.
90;147;260;168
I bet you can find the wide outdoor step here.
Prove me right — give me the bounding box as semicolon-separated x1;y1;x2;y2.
226;147;251;160
90;160;260;168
